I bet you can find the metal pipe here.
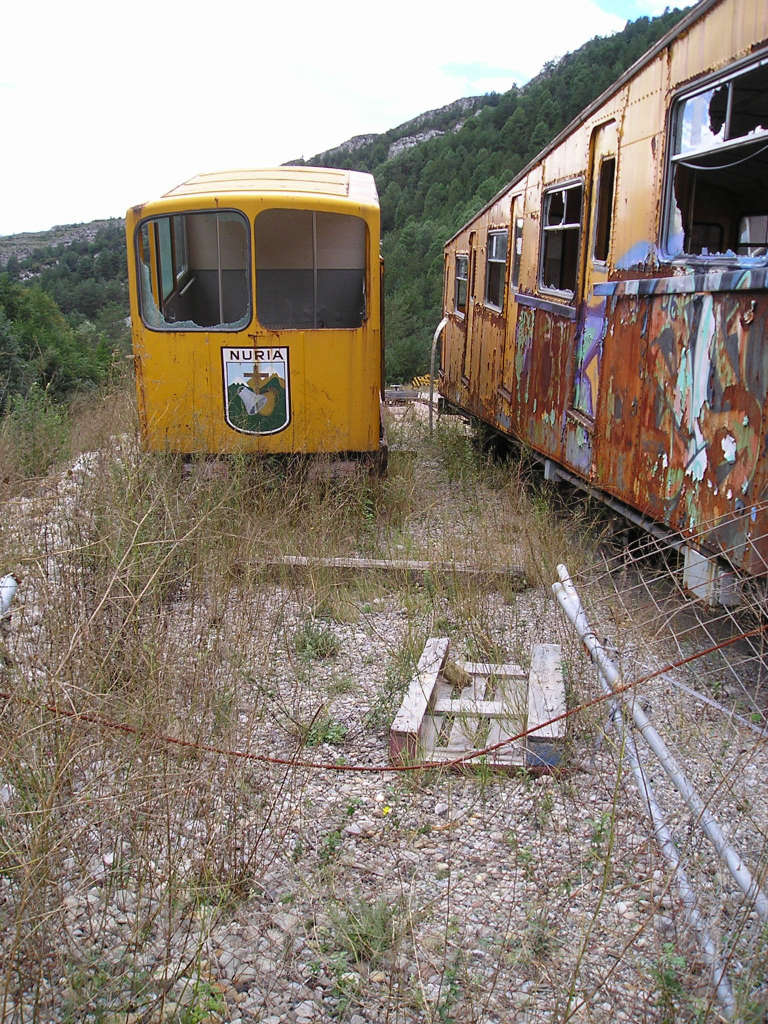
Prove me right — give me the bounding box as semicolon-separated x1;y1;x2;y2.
553;564;768;922
429;315;449;435
0;575;17;618
593;648;735;1015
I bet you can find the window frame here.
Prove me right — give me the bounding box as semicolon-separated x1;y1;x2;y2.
454;254;469;316
538;179;584;301
661;50;768;263
253;208;369;331
484;229;508;312
510;213;524;290
591;157;616;266
135;208;252;333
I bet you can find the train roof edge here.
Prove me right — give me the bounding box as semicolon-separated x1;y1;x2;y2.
160;167;379;206
444;0;719;247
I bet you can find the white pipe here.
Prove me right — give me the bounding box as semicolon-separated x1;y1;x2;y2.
429;315;449;435
0;574;17;617
553;564;768;922
593;648;735;1015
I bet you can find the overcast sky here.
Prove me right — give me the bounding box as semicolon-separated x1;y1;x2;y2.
1;0;692;237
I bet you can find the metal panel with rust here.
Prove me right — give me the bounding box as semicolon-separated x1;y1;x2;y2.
594;276;768;573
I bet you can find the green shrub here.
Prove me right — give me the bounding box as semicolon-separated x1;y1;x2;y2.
1;382;70;478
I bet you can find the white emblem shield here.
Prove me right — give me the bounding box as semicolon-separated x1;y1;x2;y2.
222;347;290;435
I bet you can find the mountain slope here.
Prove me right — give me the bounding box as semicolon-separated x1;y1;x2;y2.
302;8;689;381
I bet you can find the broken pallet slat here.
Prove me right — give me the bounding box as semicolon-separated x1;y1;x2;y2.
432;698;512;716
527;643;566;743
388;637;450;763
487;717;527;756
459;662;526;678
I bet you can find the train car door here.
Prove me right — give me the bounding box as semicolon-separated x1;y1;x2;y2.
462;231;478;385
566;121;617;473
500;197;524;424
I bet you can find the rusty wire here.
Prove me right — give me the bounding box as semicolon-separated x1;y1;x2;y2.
0;623;765;775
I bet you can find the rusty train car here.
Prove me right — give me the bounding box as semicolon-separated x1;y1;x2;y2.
440;0;768;578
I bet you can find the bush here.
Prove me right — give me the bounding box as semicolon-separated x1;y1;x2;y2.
0;383;70;479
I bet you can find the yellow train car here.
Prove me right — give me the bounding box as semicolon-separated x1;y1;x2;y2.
125;168;385;465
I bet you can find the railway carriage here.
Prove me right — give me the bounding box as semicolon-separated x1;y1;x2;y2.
125;167;385;466
440;0;768;579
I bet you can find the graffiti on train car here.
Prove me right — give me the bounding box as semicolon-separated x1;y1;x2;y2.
595;270;768;570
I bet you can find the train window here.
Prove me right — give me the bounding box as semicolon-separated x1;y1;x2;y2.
255;210;366;329
137;210;250;330
592;158;615;263
455;256;468;314
738;215;768;255
511;217;524;289
484;230;508;310
540;182;583;297
665;56;768;259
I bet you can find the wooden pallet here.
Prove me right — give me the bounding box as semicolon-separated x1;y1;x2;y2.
389;638;565;771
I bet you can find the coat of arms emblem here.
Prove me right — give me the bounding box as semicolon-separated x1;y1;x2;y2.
222;347;290;435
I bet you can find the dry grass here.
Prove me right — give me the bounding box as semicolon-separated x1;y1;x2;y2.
0;391;766;1022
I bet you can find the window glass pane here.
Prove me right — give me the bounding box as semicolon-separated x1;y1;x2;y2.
738;215;768;255
173;215;188;278
255;210;366;329
593;158;615;262
546;192;565;226
565;187;582;225
157;219;173;300
256;210;314;330
511;217;524;289
489;232;507;261
540;184;582;296
137;211;250;330
665;58;768;259
676;88;727;155
487;265;503;307
485;230;508;309
729;63;768;140
316;212;366;329
455;256;468;314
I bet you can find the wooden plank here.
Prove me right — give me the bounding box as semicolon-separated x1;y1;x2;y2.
445;714;481;751
487;718;526;761
389;638;450;763
426;743;526;768
262;555;528;589
384;387;420;401
432;698;512;716
527;643;566;742
459;662;526;677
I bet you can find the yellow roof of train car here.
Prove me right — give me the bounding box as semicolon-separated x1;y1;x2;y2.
163;167;378;205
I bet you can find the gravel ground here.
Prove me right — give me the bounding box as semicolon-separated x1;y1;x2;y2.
1;411;767;1023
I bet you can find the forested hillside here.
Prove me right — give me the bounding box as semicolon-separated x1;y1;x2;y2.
301;7;687;380
0;6;687;406
0;222;129;413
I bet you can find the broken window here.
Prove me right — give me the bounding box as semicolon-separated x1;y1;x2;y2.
254;210;366;330
137;210;250;330
484;230;508;310
455;255;468;314
511;216;524;289
540;182;583;297
592;158;615;263
665;56;768;259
